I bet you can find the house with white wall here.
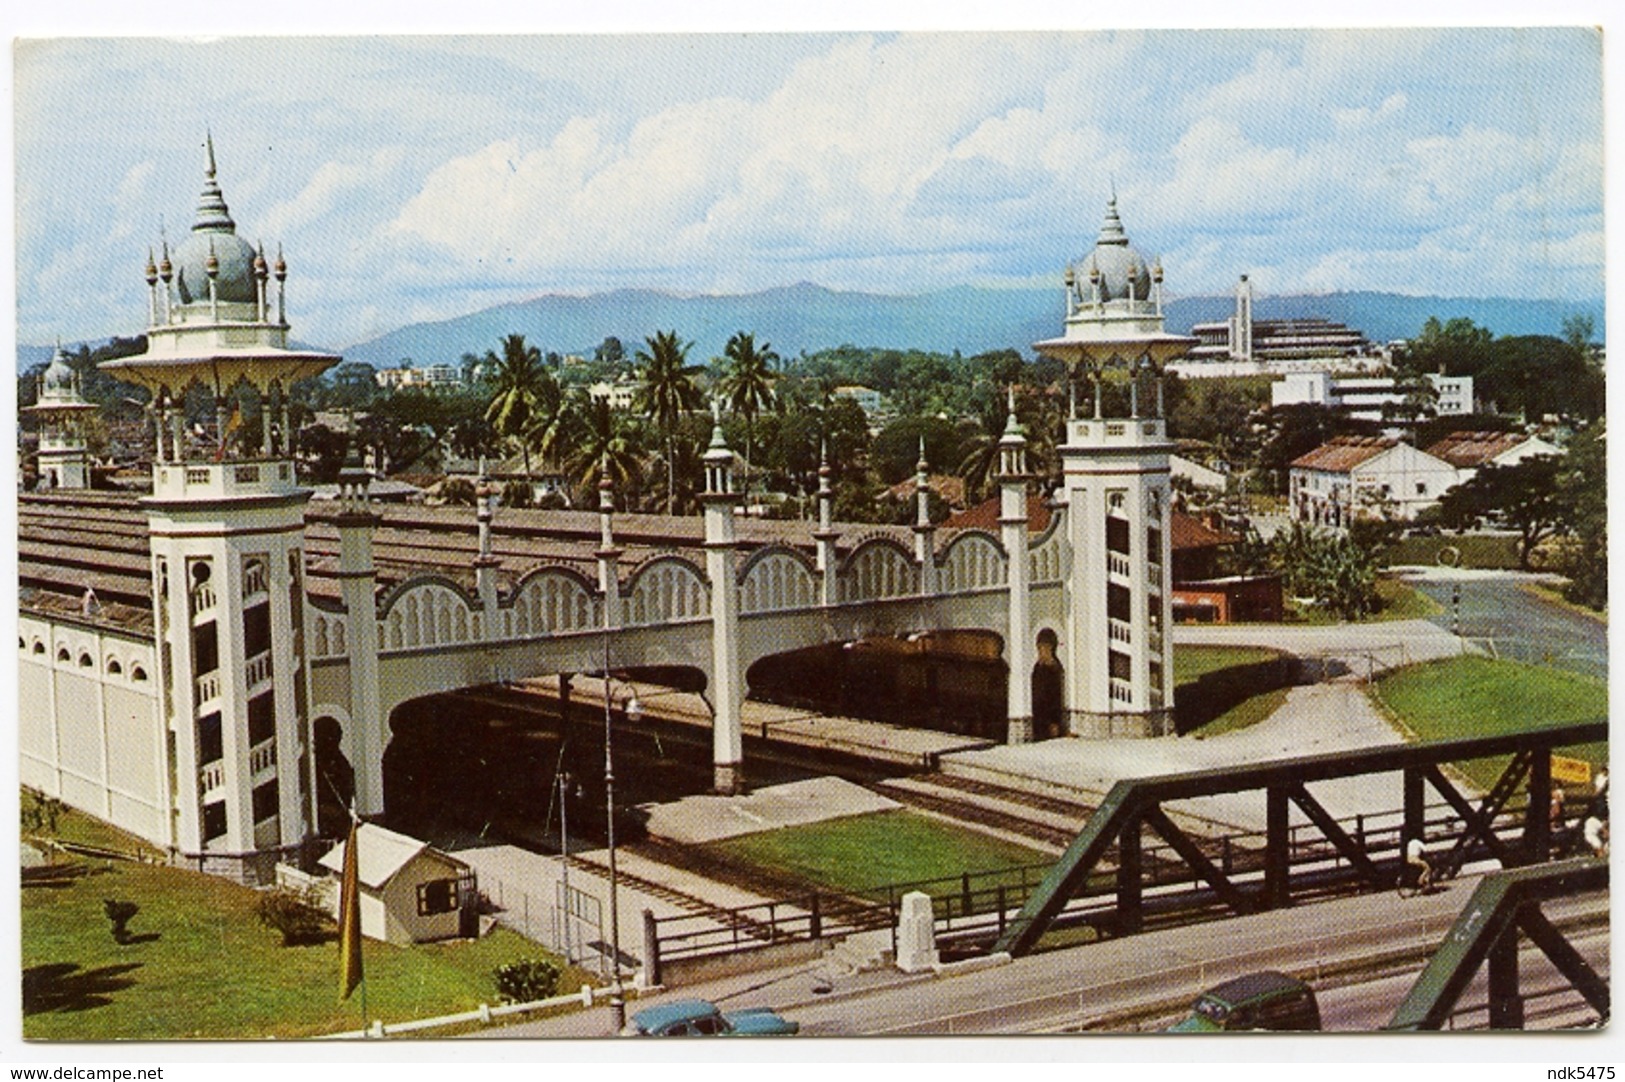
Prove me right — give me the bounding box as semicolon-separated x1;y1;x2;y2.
1288;436;1458;525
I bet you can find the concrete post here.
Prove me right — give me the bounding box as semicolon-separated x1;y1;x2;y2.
336;464;383;816
998;402;1033;745
814;447;839;606
913;438;937;595
702;417;744;794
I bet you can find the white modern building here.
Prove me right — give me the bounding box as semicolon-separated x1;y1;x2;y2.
1272;371;1475;421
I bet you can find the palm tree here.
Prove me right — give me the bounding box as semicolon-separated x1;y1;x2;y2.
483;334;553;479
718;331;779;503
562;392;641;499
633;330;704;512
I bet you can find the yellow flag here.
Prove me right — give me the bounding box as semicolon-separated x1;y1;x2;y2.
338;818;363;1001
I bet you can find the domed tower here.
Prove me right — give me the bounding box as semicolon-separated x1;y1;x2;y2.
24;346;98;489
1034;198;1195;738
101;136;340;881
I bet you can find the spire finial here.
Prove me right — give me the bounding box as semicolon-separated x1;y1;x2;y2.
916;435;928;474
205;130;217;179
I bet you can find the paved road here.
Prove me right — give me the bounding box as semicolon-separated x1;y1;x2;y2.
484;869;1609;1038
1397;567;1608;680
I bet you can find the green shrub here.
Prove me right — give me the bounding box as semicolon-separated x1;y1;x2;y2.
493;958;561;1004
254;885;334;947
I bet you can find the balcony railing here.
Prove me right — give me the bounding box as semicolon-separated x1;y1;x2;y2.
189;582;216;617
195;669;221;705
249;737;277;777
1108;552;1131;578
199;759;224;795
245;651;273;690
1108;618;1132;644
242;563;268;598
1109;678;1134;704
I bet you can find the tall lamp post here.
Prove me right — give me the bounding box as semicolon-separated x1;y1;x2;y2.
602;611;641;1034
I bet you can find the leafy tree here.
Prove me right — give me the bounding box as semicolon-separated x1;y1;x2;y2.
871;416;960;486
1257;404;1362;494
1401;316;1495;379
1555;423;1606;609
1271;523;1379;620
1480;335;1603;422
1436;455;1566;569
501;480;535;508
594;336;626;368
484;335;555;478
440;477;478;506
325;362;381;412
1562;313;1596;353
634;330;704;512
563;393;642;501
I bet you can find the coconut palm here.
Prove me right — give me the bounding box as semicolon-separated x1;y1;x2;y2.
562;392;641;500
633;330;705;512
483;334;554;479
718;331;779;502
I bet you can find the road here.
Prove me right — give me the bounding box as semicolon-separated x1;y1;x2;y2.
490;870;1608;1038
1397;567;1608;680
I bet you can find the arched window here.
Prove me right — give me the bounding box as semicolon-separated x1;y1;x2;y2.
107;658;123;675
33;640;45;655
131;666;148;682
78;652;94;668
57;647;70;663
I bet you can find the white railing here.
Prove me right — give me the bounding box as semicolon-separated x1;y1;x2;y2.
1109;619;1132;644
1108;552;1130;578
242;563;268;598
195;669;221;704
245;651;273;689
323;985;605;1041
249;737;277;776
1110;678;1134;704
199;759;224;794
190;582;216;616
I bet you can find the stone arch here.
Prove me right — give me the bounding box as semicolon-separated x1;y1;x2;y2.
78;651;94;668
131;665;148;682
106;656;123;676
510;565;600;638
624;556;710;626
312;615;330;658
1029;509;1066;584
56;646;70;663
32;639;45;655
738;546;817;614
938;530;1008;593
838;537;918;603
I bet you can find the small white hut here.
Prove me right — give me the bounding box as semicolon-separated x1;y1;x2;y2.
318;823;473;944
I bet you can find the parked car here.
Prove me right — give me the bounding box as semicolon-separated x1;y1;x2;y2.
1167;971;1321;1033
624;999;799;1037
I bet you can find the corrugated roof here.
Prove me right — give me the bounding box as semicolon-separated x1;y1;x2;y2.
1424;430;1528;468
1289;435;1398;473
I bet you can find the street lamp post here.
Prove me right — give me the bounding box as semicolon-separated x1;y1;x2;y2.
601;611;641;1035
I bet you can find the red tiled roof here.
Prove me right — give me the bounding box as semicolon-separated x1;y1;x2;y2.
1170;511;1237;550
1424;430;1528;468
941;494;1052;533
1289;435;1398;473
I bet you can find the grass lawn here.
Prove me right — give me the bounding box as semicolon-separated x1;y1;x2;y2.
1172;645;1279;684
1286;577;1440;625
1386;534;1522;570
707;809;1049;902
1192;687;1292;740
22;806;592;1040
1373;656;1608;792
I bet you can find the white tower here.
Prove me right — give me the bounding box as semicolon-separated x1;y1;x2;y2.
25;346;98;489
1035;198;1194;737
701;406;745;793
1231;274;1255;362
101;136;340;880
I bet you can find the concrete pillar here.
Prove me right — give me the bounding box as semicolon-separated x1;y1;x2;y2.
998;401;1033;745
814;448;838;605
913;439;937;595
702;419;744;794
895;891;939;973
475;480;501;638
336;464;384;816
596;476;622;628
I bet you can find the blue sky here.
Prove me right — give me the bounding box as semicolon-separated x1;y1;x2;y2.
12;27;1605;351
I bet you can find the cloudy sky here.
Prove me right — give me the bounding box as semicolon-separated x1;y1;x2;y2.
13;27;1605;350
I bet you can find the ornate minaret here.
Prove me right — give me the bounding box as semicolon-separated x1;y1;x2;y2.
101;137;339;879
997;389;1034;744
701;405;744;793
25;346;98;490
1034;198;1194;738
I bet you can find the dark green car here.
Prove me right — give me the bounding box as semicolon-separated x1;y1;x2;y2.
1168;971;1321;1033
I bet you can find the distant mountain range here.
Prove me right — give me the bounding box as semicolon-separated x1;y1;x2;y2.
20;284;1605;375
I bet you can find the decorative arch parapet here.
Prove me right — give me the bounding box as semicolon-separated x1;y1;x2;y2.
377;575;479;653
623;555;710;627
509;565;601;638
738;545;818;614
937;529;1008;593
838;536;919;603
1029;504;1066;584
